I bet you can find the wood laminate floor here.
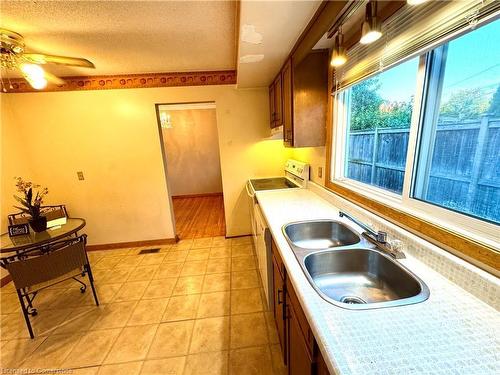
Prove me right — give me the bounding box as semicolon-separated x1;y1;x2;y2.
172;194;226;239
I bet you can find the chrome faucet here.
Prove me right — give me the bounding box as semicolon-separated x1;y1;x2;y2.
339;211;387;243
338;211;406;259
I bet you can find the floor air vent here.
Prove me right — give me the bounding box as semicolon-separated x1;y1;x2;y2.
139;248;161;254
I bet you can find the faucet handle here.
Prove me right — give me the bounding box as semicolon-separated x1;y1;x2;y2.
376;231;387;243
387;239;406;259
389;239;403;252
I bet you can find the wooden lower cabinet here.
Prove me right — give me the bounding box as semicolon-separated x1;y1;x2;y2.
316;350;331;375
273;258;287;365
287;300;315;375
272;239;331;375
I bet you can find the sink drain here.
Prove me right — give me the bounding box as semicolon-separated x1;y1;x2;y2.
340;296;366;304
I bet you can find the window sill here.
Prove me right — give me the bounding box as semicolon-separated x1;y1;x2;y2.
326;179;500;272
333;178;403;208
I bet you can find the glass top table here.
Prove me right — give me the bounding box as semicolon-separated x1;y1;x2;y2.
0;218;86;253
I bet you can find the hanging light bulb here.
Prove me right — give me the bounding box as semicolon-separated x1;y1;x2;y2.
331;30;347;67
20;63;47;89
360;1;382;45
407;0;428;5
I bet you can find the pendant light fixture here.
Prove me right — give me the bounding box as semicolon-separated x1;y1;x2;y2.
360;0;382;45
331;29;347;67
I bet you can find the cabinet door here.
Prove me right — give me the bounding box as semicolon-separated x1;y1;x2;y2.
291;51;328;147
274;74;283;127
287;303;314;375
316;350;331;375
273;259;286;364
282;59;293;145
269;84;276;128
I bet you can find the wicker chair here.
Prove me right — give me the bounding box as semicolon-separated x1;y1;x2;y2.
0;235;99;338
8;204;69;225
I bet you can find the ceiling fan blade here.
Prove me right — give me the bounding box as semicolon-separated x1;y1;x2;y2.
44;71;65;86
23;53;95;68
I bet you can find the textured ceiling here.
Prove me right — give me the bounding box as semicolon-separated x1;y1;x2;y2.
237;0;321;88
0;0;237;77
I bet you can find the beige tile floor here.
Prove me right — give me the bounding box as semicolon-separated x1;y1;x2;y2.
0;236;287;375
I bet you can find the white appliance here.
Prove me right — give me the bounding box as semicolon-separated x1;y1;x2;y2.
246;159;310;309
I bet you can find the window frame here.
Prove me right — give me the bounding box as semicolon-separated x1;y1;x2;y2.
327;30;500;272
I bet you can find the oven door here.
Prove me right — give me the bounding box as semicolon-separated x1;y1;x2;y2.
246;180;259;247
254;204;272;309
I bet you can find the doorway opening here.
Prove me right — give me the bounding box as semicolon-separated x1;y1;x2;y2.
155;102;226;239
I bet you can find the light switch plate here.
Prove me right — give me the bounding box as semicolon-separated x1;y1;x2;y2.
77;171;84;180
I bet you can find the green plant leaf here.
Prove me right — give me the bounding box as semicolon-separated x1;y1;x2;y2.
27;188;33;205
13;205;30;214
13;195;30;208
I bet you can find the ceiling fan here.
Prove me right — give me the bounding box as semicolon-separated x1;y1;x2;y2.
0;28;95;91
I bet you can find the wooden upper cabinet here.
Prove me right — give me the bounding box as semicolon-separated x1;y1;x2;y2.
269;83;276;128
268;51;328;147
291;50;329;147
274;74;283;128
282;59;293;146
269;73;283;129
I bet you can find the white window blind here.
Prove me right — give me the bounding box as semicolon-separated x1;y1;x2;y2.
333;0;500;93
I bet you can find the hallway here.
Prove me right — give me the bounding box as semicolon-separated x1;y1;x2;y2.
172;194;226;239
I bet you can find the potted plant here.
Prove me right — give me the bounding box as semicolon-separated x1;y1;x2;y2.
13;177;49;232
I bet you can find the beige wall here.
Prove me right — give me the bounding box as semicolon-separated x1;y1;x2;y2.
1;85;289;244
291;146;326;185
161;108;223;196
1;95;35;229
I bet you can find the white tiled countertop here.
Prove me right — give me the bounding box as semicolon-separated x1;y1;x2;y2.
255;188;500;375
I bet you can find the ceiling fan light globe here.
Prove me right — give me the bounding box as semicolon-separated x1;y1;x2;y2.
20;63;45;79
20;63;47;89
29;77;47;90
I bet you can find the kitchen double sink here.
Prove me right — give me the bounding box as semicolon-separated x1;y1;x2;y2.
282;220;430;310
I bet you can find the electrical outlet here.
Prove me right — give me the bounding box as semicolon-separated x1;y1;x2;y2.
77;171;84;181
318;167;323;178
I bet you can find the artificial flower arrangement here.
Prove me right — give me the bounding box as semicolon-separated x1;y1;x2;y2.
13;177;49;232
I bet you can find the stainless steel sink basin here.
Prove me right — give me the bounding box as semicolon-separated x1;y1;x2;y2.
283;220;361;249
282;219;430;310
303;248;430;309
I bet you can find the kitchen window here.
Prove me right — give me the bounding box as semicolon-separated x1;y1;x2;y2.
341;58;419;194
330;16;500;246
412;20;500;225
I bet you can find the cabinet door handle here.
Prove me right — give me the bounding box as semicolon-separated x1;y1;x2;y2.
285;304;291;320
277;289;283;305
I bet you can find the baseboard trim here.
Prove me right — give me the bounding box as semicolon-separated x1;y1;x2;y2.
1;274;12;287
0;238;177;286
172;192;223;199
225;234;252;239
86;238;177;251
